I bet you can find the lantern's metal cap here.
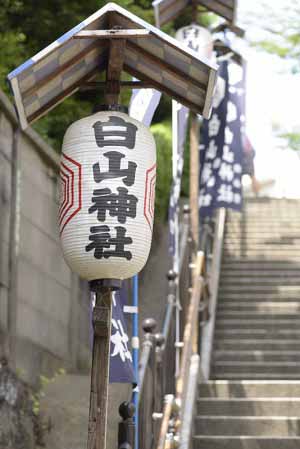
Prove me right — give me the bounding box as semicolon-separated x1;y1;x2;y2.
93;104;128;113
7;2;218;130
89;279;122;292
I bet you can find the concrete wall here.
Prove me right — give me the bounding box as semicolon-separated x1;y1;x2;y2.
0;89;90;386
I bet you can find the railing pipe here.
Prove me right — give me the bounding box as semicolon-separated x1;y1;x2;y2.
138;318;157;402
200;208;226;380
178;354;200;449
156;395;175;449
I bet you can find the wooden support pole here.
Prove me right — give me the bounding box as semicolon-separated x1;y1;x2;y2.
189;112;200;252
87;30;127;449
87;287;113;449
105;38;126;105
192;0;198;23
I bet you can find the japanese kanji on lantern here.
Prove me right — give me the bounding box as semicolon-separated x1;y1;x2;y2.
59;110;156;281
175;24;213;60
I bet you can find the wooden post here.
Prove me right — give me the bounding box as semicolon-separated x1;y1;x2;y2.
87;29;126;449
189;112;200;252
87;287;113;449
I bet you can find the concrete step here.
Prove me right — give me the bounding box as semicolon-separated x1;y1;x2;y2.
213;351;300;363
224;236;300;242
218;293;300;301
216;319;300;330
217;304;300;314
198;381;300;398
219;285;300;293
212;362;300;376
214;329;300;339
211;373;300;380
217;302;300;313
226;222;300;227
224;237;300;243
220;270;300;277
220;278;300;286
223;253;300;259
197;398;300;416
222;262;300;269
225;224;300;230
214;339;300;352
223;244;300;251
216;314;300;321
193;435;300;449
195;416;300;436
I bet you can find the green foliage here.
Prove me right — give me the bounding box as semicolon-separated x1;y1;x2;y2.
280;132;300;152
151;121;172;221
255;40;290;58
249;2;300;70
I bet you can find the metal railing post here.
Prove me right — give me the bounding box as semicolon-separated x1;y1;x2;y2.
118;402;136;449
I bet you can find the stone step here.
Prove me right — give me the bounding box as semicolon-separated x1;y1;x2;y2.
217;304;300;313
223;244;300;250
197;398;300;416
226;224;300;228
220;278;300;285
211;373;300;380
195;416;300;436
224;236;300;241
193;435;300;449
216;319;300;330
218;293;300;301
212;362;300;376
219;285;300;293
216;312;300;320
224;237;300;242
213;351;300;363
226;220;300;225
223;252;300;259
214;339;300;352
217;302;300;313
198;381;300;398
224;236;300;242
214;329;300;339
221;269;300;277
222;262;300;269
224;242;300;248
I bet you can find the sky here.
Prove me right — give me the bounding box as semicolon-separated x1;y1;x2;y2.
237;0;300;197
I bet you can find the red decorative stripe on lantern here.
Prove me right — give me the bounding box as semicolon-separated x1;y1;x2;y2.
59;167;72;221
59;153;82;235
149;174;156;217
144;163;156;231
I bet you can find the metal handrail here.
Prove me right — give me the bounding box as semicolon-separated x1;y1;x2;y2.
176;251;204;405
118;206;220;449
152;212;221;449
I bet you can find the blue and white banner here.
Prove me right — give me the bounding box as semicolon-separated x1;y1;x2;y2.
199;59;245;216
109;289;136;383
129;84;162;127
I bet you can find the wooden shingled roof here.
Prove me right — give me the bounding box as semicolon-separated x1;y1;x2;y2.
153;0;237;27
7;2;218;130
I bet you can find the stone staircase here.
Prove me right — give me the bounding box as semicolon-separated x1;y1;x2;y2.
194;198;300;448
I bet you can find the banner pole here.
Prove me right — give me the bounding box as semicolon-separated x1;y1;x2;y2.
132;274;139;449
189;112;200;252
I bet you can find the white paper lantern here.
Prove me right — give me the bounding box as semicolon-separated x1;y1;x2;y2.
175;25;213;60
59;111;156;281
